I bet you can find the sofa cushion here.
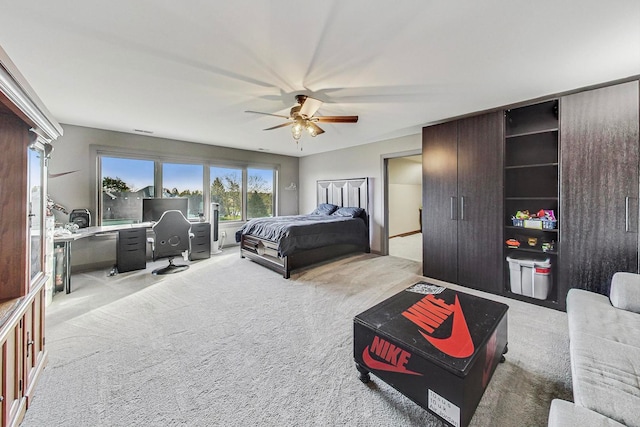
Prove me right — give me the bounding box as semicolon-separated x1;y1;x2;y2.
567;288;640;348
548;399;625;426
610;272;640;313
570;331;640;427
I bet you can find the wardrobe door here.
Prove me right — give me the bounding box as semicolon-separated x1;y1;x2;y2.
422;121;458;282
560;81;640;295
457;112;504;292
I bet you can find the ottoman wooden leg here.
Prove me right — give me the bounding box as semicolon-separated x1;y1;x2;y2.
356;363;371;384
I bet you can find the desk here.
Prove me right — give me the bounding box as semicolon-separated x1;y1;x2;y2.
53;222;211;294
53;223;153;294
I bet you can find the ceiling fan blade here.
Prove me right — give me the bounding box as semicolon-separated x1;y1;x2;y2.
307;121;325;136
245;110;290;119
299;96;323;118
263;122;292;131
314;115;359;123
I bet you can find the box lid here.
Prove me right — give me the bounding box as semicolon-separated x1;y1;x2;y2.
506;254;551;268
354;282;508;377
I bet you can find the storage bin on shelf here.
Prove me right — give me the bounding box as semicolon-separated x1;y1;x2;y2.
506;255;552;300
511;218;557;230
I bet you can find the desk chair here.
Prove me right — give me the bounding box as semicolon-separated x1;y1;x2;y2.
148;210;193;275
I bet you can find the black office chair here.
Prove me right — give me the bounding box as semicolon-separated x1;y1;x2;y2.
148;210;193;275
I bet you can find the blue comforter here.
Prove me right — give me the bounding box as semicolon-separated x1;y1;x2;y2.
235;214;368;256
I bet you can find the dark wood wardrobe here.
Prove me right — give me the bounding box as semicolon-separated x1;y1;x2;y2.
422;112;504;294
422;79;640;310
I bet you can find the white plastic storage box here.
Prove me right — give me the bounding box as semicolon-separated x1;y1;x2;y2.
506;255;552;300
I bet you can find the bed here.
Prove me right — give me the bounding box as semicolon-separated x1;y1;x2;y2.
236;178;370;278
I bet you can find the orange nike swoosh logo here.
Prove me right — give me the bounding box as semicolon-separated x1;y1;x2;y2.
420;295;474;358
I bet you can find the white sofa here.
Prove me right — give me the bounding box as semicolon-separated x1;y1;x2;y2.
548;272;640;426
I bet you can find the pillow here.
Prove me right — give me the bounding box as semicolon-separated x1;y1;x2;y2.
310;203;339;216
609;272;640;313
332;206;364;218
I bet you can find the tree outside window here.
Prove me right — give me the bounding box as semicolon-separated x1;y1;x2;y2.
247;168;274;219
210;166;242;221
101;157;154;225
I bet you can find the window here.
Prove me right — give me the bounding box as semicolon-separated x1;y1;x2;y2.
97;151;277;225
101;157;154;225
210;166;242;222
247;167;274;219
162;163;204;220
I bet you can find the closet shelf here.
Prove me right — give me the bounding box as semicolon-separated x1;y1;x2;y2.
505;128;558;139
505;163;558;170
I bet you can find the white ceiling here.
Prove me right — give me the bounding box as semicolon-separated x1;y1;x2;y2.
1;1;639;157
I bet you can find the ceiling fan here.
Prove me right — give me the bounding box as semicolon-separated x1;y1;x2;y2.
245;95;358;142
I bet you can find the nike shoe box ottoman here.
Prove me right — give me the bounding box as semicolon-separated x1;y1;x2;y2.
353;282;508;427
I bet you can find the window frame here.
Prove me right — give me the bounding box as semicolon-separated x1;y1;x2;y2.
91;145;278;226
162;162;205;220
99;155;155;225
210;164;244;223
246;166;276;219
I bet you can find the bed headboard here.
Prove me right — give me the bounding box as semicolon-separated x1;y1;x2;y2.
317;178;369;211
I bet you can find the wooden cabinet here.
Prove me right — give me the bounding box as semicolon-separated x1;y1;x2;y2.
0;46;61;426
0;116;50;425
503;100;561;307
422;112;504;293
0;286;46;427
24;290;46;404
1;314;25;427
420;79;639;310
560;81;640;296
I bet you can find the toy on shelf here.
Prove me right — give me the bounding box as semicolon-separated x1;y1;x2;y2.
511;209;557;229
506;238;521;248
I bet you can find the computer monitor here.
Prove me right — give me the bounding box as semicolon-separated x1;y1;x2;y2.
142;198;189;222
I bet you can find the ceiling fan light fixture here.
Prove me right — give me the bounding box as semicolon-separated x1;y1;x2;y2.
306;122;317;137
291;126;302;140
246;94;357;145
293;116;304;131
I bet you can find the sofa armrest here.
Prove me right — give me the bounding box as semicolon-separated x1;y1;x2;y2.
609;272;640;313
548;400;625;427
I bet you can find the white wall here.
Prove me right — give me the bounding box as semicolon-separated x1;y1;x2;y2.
388;157;422;236
49;124;299;270
299;133;422;253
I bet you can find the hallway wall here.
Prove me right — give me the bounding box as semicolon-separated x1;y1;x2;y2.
388;156;422;236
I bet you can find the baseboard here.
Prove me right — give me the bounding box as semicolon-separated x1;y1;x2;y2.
389;230;421;239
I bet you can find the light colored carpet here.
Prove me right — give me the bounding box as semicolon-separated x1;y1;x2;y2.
24;251;572;426
389;233;422;262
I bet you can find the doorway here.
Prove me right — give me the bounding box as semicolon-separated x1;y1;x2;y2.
384;153;422;262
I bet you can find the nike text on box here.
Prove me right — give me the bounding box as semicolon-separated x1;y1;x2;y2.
353;283;508;427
